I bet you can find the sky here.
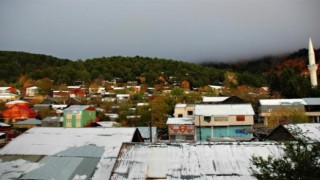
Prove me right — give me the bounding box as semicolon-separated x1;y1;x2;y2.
1;0;320;63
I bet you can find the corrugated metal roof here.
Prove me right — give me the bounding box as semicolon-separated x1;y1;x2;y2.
21;145;104;180
303;98;320;105
259;99;306;106
0;127;140;179
284;123;320;142
166;118;194;125
0;122;10;127
111;142;283;179
194;104;255;116
202;96;229;102
137;127;157;140
64;105;91;111
14;118;41;125
42;116;63;122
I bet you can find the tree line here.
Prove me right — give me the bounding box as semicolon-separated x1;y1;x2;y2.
0;50;319;98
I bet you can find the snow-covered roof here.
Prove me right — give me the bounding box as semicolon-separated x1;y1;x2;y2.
202;96;229;103
116;94;130;97
67;85;81;89
137;127;157;140
0;122;10;127
284;123;320;142
259;99;306;106
303;98;320;105
111;142;283;179
175;103;187;108
194;104;255;116
166;117;194;125
208;85;224;89
0;87;11;91
96;121;119;127
14;118;41;125
42;116;63;122
0;127;140;179
63;105;92;111
5;100;29;105
26;86;38;90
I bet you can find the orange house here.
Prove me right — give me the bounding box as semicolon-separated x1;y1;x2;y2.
2;101;37;124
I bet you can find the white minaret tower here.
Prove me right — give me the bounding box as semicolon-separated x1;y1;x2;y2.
308;37;318;87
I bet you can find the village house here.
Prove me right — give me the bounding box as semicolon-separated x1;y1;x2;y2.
116;94;130;103
42;116;63;127
303;98;320;123
0;87;18;102
166;117;194;141
13;118;41;132
25;86;39;97
0;122;12;147
173;103;195;118
2;100;37;124
194;104;254;141
63;105;96;128
258;98;320;125
67;85;87;98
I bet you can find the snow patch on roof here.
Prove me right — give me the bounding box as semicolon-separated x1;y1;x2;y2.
194;104;255;116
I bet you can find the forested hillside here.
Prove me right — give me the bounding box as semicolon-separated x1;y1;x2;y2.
0;50;319;98
0;51;266;88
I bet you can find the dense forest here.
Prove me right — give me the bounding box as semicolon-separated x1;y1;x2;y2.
0;51;266;88
0;49;319;98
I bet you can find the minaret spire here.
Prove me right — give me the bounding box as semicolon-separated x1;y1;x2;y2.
308;37;318;87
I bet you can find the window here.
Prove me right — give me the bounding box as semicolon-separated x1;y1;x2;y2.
204;116;211;122
236;115;245;121
187;111;193;116
66;114;72;120
76;114;81;120
214;116;228;121
178;114;183;118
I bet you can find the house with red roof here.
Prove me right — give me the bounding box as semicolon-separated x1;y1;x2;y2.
2;100;37;124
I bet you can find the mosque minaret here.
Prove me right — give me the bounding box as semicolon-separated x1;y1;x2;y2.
308;37;318;87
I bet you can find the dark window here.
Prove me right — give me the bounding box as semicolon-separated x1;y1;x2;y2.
187;111;193;116
204;116;211;122
236;115;245;121
178;114;183;118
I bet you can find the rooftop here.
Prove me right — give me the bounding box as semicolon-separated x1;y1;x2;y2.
111;142;283;179
166;117;194;125
194;104;255;116
0;127;141;179
259;99;306;106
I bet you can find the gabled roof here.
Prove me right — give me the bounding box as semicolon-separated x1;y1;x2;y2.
166;117;194;125
0;122;10;127
268;123;320;142
111;142;283;179
303;98;320;105
137;127;157;140
284;123;320;142
14;118;41;125
42;116;63;122
63;105;94;111
194;104;255;116
0;127;143;179
202;96;229;103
